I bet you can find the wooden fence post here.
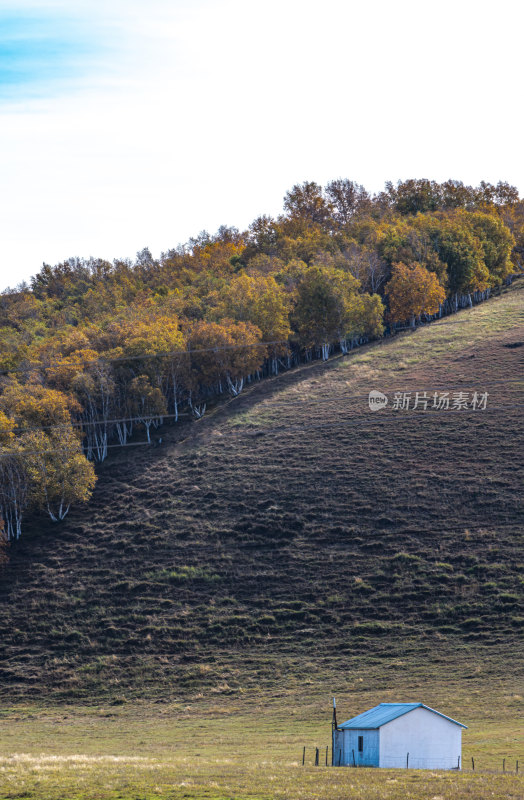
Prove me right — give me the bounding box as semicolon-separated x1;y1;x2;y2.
503;758;505;773
516;760;518;774
457;756;460;770
338;749;341;766
315;747;319;766
325;746;328;766
302;746;305;766
471;756;474;771
406;752;409;769
352;749;356;767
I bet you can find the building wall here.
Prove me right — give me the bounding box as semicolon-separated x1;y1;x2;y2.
335;728;379;766
379;708;462;769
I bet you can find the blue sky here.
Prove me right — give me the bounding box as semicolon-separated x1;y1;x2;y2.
0;0;523;290
0;11;91;97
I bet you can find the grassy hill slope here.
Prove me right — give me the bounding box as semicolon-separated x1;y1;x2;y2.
0;280;523;702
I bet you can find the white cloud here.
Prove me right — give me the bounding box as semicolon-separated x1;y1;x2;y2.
0;0;523;289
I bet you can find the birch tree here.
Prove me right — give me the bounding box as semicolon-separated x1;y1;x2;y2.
0;412;28;541
0;448;28;540
292;266;360;359
43;349;116;461
127;375;167;442
209;274;291;373
70;354;115;461
23;428;96;522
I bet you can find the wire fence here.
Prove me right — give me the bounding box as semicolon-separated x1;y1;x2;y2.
301;747;521;773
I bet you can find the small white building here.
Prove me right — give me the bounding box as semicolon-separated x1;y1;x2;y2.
333;703;467;770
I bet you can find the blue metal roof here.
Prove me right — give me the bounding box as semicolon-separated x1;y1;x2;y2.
338;703;467;730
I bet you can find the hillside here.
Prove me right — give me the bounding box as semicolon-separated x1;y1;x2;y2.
0;279;523;702
1;179;523;546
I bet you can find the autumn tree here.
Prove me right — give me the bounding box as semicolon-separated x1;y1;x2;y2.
354;293;386;341
283;181;332;226
463;211;515;284
0;381;79;431
190;231;246;277
0;409;28;541
340;242;390;293
500;199;524;266
215;320;266;395
244;253;285;277
209;273;291;350
127;375;167;442
48;351;115;462
0;287;41;331
379;179;519;216
430;218;488;294
325;179;371;226
292;266;361;359
186;320;263;412
0;449;28;541
476;180;519;207
111;313;187;427
23;428;96;521
0;385;96;526
243;215;279;260
275;258;309;292
384;179;443;215
439;180;478;210
386;262;446;326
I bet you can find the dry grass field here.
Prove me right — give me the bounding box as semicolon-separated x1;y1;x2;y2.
0;679;522;800
0;279;522;798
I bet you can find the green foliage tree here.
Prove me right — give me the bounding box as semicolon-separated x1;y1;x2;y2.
463;211;515;284
412;215;488;294
385;179;443;215
292;266;361;359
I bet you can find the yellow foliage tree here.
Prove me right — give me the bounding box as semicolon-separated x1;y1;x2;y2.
386;262;446;325
23;428;96;521
0;382;81;430
209;273;291;352
0;388;96;523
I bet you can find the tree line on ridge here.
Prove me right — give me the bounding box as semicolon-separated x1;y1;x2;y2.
0;177;522;549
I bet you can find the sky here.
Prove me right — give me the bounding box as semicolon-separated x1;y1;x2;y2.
1;0;523;290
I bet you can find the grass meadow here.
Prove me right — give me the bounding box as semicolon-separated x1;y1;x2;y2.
0;673;522;800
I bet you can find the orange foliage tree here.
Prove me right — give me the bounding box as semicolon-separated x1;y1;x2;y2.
186;319;263;415
386;262;446;326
